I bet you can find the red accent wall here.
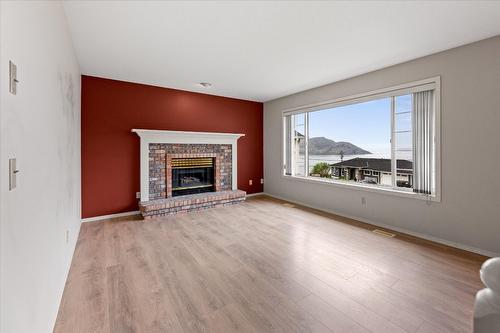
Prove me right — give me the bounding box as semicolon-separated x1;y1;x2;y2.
82;76;263;218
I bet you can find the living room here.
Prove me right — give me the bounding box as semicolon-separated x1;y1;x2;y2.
1;1;500;332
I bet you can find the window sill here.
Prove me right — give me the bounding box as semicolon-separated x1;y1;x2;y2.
281;174;441;202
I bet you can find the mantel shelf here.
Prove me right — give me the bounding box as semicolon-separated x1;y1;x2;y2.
132;129;245;143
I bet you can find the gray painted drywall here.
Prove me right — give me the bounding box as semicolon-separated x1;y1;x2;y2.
0;2;81;332
264;35;500;256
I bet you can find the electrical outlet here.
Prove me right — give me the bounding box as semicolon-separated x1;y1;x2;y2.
136;192;141;199
249;179;253;185
361;197;366;206
9;158;19;190
9;61;18;95
260;178;264;184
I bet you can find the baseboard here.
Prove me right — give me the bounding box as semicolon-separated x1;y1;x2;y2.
263;192;498;258
82;193;264;221
82;210;140;223
246;192;265;197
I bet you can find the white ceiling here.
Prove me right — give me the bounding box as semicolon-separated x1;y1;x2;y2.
63;1;500;102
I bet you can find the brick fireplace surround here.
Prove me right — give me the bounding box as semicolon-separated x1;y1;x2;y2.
133;130;246;219
149;145;231;200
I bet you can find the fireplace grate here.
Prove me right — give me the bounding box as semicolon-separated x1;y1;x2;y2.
172;157;214;169
171;157;215;197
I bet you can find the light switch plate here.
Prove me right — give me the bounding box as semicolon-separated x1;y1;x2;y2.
9;158;18;190
9;61;17;95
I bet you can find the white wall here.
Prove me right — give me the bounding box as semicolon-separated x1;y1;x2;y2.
0;2;81;332
264;35;500;256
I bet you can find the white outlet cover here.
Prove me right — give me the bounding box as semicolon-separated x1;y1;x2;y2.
9;61;17;95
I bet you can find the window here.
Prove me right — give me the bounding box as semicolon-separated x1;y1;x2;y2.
288;113;306;176
283;78;439;199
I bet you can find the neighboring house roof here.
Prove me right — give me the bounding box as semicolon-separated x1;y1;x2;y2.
331;158;413;174
294;130;305;138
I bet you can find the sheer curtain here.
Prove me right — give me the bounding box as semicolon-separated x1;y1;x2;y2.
412;90;434;195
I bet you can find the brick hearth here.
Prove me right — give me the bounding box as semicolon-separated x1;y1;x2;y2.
140;190;246;219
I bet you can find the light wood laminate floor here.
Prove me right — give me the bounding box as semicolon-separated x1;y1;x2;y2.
55;196;486;333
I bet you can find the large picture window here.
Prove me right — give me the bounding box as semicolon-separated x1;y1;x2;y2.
283;78;439;199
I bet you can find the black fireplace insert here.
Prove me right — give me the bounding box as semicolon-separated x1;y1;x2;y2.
171;158;215;196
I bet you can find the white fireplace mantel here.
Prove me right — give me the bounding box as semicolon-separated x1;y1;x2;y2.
132;129;245;202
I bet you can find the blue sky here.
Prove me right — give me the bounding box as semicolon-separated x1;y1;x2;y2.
308;98;391;154
305;94;412;156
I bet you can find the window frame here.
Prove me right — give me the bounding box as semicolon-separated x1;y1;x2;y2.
281;77;441;202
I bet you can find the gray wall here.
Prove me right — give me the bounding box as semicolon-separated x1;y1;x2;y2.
264;35;500;256
0;2;81;332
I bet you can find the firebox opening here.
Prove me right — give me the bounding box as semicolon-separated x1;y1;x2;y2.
171;157;215;197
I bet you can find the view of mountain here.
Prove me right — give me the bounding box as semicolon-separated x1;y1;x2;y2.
301;137;371;155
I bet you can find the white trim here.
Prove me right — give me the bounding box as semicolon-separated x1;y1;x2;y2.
82;210;140;223
281;174;435;201
305;113;309;175
131;129;245;139
132;129;245;201
263;193;498;258
390;96;396;188
246;192;265;197
282;76;439;116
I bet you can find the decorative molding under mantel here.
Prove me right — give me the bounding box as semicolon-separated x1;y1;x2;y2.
132;129;245;202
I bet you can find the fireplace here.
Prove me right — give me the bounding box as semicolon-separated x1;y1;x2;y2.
133;129;246;218
171;157;215;197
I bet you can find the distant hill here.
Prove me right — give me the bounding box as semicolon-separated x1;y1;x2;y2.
301;137;371;155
